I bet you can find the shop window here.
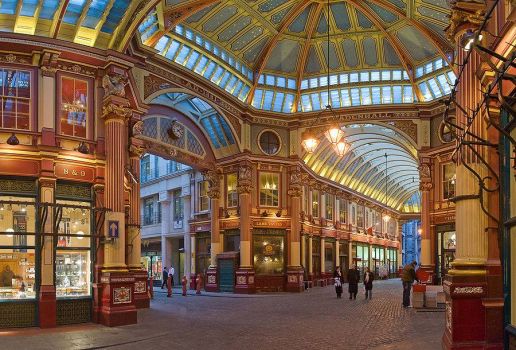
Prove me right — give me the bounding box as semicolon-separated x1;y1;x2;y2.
0;68;31;130
196;233;211;277
226;173;238;208
338;198;347;223
0;197;36;300
173;189;183;222
198;181;209;212
312;237;321;276
352;243;369;279
224;229;240;252
311;190;319;218
325;194;334;221
443;163;456;200
339;242;348;274
253;230;285;275
259;172;279;207
60;76;88;138
55;200;91;298
357;205;364;228
324;241;335;273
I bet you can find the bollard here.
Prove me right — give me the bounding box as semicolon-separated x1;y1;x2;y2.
149;276;154;299
167;275;172;297
181;276;187;296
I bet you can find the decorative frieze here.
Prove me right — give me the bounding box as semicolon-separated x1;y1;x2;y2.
453;286;484;295
204;169;221;199
113;287;132;304
134;281;146;294
57;62;96;76
237;161;253;194
102;103;132;120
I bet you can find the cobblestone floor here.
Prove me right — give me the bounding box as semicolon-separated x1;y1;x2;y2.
0;279;444;350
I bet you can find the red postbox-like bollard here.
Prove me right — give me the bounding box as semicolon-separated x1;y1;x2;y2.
196;274;202;295
167;275;172;297
181;276;187;296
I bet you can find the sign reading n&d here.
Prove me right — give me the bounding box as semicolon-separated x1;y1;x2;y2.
108;220;119;238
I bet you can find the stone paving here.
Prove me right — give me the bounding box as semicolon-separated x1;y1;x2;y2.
0;279;444;350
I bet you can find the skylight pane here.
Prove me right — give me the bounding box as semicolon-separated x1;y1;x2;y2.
403;71;409;80
185;51;200;69
371;87;381;104
218;71;232;88
225;76;238;93
203;61;217;78
265;75;275;86
435;58;443;70
382;86;392;104
371;71;380;81
319;76;328;87
360;72;369;82
418;82;432;101
310;93;321;110
175;25;184;36
273;92;285;112
252;89;263;108
233;81;244;97
425;62;433;74
263;90;274;111
350;88;360;106
309;78;318;88
301;80;309;90
287;79;296;89
340;89;351;106
283;94;295;113
194;56;209;74
393;86;402;103
350;73;359;83
427;78;442;97
415;67;424;78
174;46;191;64
392;70;402;80
381;71;390;81
301;94;312;112
403;86;413;103
329;74;339;86
258;75;264;84
339;74;348;84
239;85;250;101
210;66;224;83
277;76;286;88
320;91;329;107
330;90;340;107
361;88;371;105
447;71;457;87
155;36;170;53
437;74;451;95
164;40;180;59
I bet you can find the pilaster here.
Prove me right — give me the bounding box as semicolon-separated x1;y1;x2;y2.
286;165;304;292
204;169;221;292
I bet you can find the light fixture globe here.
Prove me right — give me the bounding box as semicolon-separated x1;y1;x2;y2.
324;125;344;145
301;129;319;154
6;228;14;238
382;213;391;222
333;140;350;157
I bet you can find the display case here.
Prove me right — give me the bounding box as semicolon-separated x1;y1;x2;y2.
56;251;90;297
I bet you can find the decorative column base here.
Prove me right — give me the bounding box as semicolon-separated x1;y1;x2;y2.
132;270;150;309
235;268;256;294
98;272;137;327
286;267;304;293
442;263;502;350
205;267;218;292
39;285;56;328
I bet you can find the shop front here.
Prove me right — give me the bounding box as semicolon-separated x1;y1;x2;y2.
372;245;386;279
435;224;456;283
387;248;398;278
195;232;211;287
339;240;349;281
141;239;162;286
253;228;285;292
323;238;336;277
352;242;370;281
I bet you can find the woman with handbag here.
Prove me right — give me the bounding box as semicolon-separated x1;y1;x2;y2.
333;266;344;298
364;267;374;300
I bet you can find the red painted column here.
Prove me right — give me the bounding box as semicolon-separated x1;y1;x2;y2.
204;169;221;292
286;165;304;292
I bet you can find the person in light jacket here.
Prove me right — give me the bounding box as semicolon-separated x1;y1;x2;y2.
363;267;374;300
333;266;344;299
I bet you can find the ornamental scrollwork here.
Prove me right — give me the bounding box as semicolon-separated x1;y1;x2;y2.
446;0;486;42
102;103;132;120
237;162;253;194
203;169;221;199
132;120;144;136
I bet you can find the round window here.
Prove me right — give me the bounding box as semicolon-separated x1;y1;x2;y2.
259;131;281;155
438;118;456;144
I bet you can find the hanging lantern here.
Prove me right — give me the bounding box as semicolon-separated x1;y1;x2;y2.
301;129;319;154
324;125;344;145
6;228;14;238
333;141;350;157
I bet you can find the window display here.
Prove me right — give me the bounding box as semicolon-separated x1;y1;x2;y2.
325;194;334;221
55;200;91;298
60;76;88;138
0;68;31;130
253;230;285;275
226;173;238;207
259;172;279;207
324;241;335;273
0;197;36;300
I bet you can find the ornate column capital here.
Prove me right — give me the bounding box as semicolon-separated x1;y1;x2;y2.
102;100;132;122
203;169;222;199
419;181;433;191
39;50;60;77
446;0;487;43
237;161;253;194
418;161;432;184
288;165;303;198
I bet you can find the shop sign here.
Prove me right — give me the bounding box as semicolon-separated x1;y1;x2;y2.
55;163;94;182
221;220;239;229
252;220;289;228
108;220;119;238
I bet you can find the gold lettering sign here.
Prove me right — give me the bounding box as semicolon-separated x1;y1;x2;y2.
55;164;94;182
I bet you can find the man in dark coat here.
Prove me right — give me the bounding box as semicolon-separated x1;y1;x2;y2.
161;266;168;289
402;261;419;307
347;264;359;300
363;267;374;299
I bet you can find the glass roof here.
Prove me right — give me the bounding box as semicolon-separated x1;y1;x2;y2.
138;0;455;113
303;123;420;212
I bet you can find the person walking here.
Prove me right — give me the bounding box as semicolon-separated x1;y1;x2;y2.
347;264;359;300
333;266;344;298
161;267;168;289
169;266;175;286
363;267;374;300
402;261;419;307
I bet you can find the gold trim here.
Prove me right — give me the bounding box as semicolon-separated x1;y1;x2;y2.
447;269;486;276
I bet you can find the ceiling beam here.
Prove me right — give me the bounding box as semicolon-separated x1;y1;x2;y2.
50;0;70;38
294;3;323;112
348;0;423;101
145;0;221;48
247;1;312;104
